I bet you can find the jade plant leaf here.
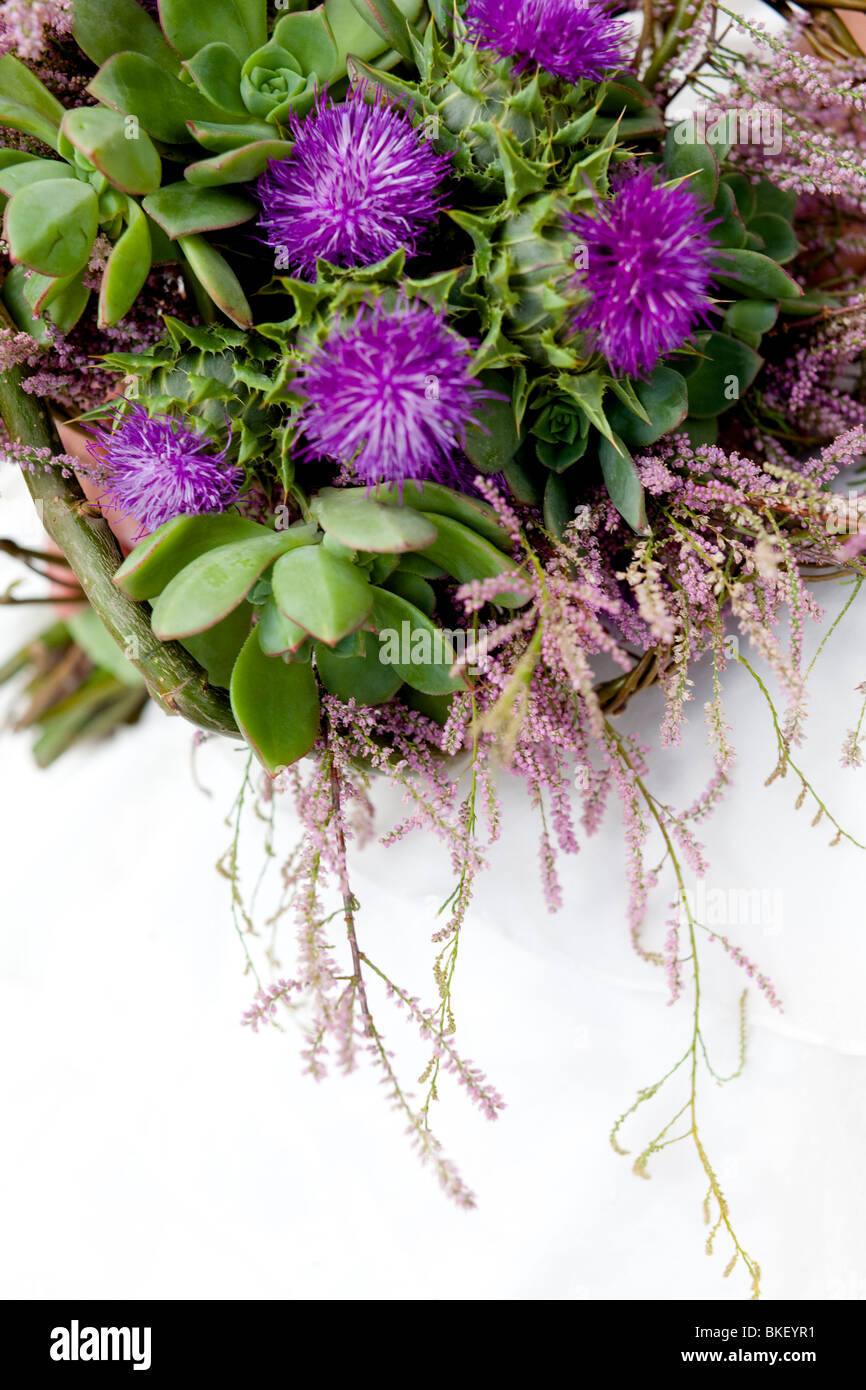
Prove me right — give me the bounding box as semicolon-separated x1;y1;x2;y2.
713;248;802;301
314;639;404;705
178;234;253;329
61;107;162;196
607;366;689;448
158;0;268;61
151;531;312;639
143;183;257;239
599;432;649;535
0;55;65;150
98;201;152;327
2;265;53;343
182;601;253;688
681;332;763;417
88;53;237;145
360;482;511;549
5;180;99;278
371;587;467;696
543;471;572;542
230;628;320;774
114;514;275;600
182;45;247;116
0;160;76;196
46;272;90;334
311;488;438;553
185;140;293;187
464;371;520;473
271;546;375;646
723;298;778;345
419;513;528;608
257;600;309;656
747;213;799;264
72;0;181;73
663;126;719;205
382;571;436;617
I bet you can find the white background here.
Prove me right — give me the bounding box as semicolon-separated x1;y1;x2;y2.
2;457;865;1302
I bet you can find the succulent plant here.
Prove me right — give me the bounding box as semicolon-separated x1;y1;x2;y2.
113;480;528;773
1;0;429;331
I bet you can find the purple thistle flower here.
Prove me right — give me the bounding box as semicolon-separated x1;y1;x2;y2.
295;299;494;488
86;405;241;537
463;0;630;85
256;88;450;281
566;168;719;378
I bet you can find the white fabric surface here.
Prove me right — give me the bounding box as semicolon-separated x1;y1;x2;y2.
2;460;865;1302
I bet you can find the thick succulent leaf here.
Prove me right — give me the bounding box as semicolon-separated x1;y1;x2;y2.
663;126;718;205
143;182;256;238
542;471;572;542
382;571;436;616
682;331;763;417
419;513;529;608
257;600;309;656
371;587;467;696
599;432;649;535
151;531;310;639
314;639;404;705
359;481;511;549
0;160;75;196
753;180;797;220
747;213;799;264
0;55;65;150
61;107;162;196
182;45;247;116
1;265;53;344
185;140;292;187
158;0;268;61
464;370;520;473
311;488;438;553
230;629;320;774
713;248;802;300
272;10;340;79
396;552;447;580
182;601;253;688
721;172;756;222
723;298;779;342
88;53;237;145
73;0;180;73
712;181;747;249
186;118;277;153
607;366;689;448
271;546;375;646
23;266;79;314
114;514;275;600
46;271;90;334
98;201;152;327
5;180;98;278
178;234;253;328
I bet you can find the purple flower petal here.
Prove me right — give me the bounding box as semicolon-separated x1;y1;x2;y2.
86;405;242;536
256;87;450;281
464;0;631;85
566;168;719;378
295;299;495;488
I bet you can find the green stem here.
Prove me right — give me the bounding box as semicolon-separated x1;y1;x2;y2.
0;365;238;737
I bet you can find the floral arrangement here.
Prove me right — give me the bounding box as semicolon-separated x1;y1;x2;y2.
2;0;866;1298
